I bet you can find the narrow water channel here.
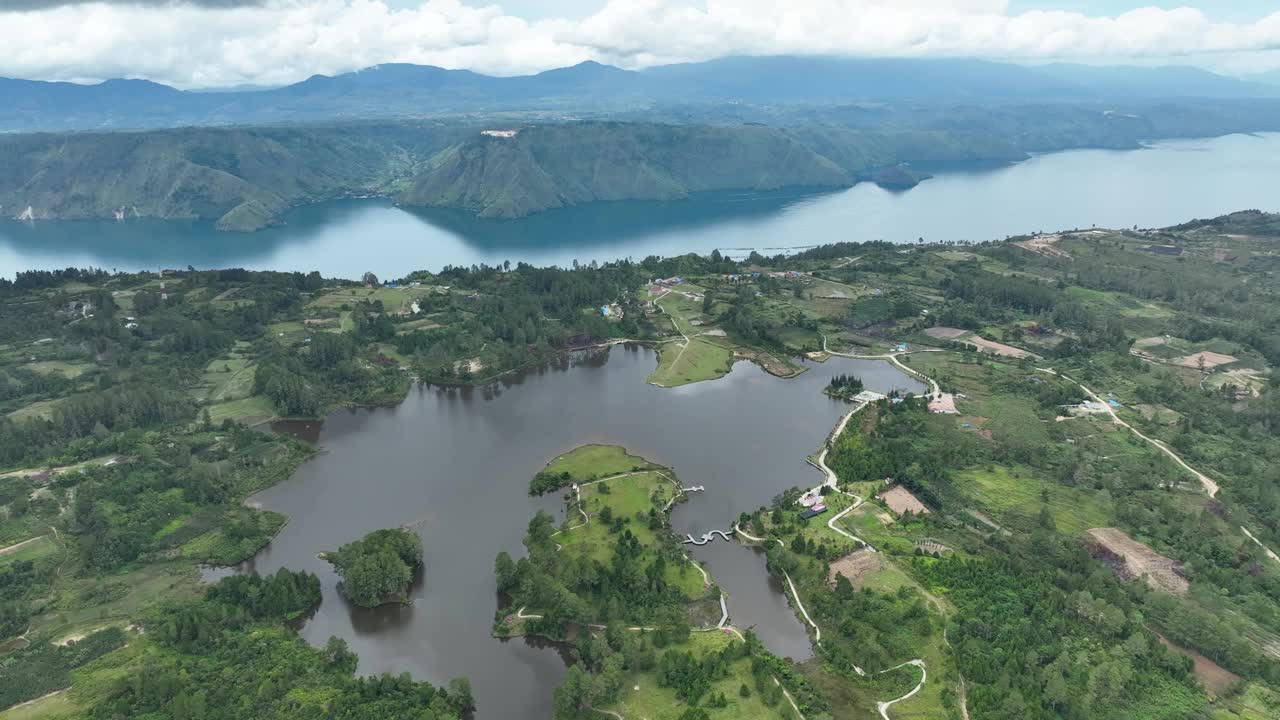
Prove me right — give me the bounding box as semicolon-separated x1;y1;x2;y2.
213;346;924;719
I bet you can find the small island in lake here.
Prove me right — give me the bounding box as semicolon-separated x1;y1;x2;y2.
325;528;424;607
824;373;864;400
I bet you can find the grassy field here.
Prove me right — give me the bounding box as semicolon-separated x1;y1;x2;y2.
195;353;256;404
648;337;735;387
7;398;63;421
28;562;202;640
955;464;1110;535
603;631;791;720
0;534;58;565
646;292;737;387
0;690;78;720
559;470;706;599
1211;684;1280;720
21;362;92;379
308;286;433;314
206;395;276;425
542;444;656;481
536;445;708;600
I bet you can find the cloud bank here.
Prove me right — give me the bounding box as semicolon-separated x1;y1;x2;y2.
3;0;1279;88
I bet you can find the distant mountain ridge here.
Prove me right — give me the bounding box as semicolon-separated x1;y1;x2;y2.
2;56;1276;132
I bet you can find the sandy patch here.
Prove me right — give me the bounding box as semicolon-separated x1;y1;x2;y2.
879;486;930;515
1133;336;1168;349
1156;634;1240;698
827;549;882;589
967;336;1038;359
928;393;957;414
1087;528;1189;595
805;351;830;362
1179;351;1238;369
700;328;727;337
924;326;968;340
1014;234;1071;258
875;512;895;525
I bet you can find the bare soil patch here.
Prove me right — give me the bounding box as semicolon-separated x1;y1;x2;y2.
967;335;1038;359
879;485;930;515
827;549;882;589
1179;351;1238;369
928;393;957;414
1156;634;1240;698
924;326;968;340
1014;234;1071;258
1133;336;1168;349
1087;528;1189;595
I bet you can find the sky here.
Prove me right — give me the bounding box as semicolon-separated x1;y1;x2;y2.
3;0;1280;88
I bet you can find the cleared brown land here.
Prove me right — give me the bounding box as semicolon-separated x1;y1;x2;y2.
924;326;968;339
879;485;930;515
928;393;957;413
1179;351;1238;369
1156;634;1240;698
967;335;1038;359
1014;234;1071;258
827;549;882;589
1087;527;1189;595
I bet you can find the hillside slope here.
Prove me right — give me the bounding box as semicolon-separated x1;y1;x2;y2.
398;123;851;218
0;124;460;230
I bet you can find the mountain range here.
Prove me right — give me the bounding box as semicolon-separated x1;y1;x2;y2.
3;56;1277;132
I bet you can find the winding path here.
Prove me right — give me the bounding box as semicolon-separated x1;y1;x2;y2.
876;660;927;720
820;334;941;397
1036;368;1220;496
1038;367;1280;562
650;291;692;387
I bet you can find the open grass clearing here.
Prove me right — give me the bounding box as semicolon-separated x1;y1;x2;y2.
603;631;790;720
0;534;57;565
308;286;433;314
206;395;276;425
21;361;92;379
956;464;1111;535
542;445;656;482
7;398;63;421
1210;684;1280;720
648;337;735;388
0;691;76;720
195;355;256;403
29;562;201;640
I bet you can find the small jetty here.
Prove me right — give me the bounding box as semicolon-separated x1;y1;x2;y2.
682;485;705;493
683;529;734;545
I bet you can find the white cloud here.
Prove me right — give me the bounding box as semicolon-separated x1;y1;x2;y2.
2;0;1280;88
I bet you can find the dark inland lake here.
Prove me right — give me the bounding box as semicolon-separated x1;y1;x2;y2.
4;132;1280;279
205;346;924;720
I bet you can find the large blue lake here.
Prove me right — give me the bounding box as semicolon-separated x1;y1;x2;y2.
3;132;1279;278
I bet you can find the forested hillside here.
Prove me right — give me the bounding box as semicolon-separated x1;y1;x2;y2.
0;124;462;231
399;123;851;219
